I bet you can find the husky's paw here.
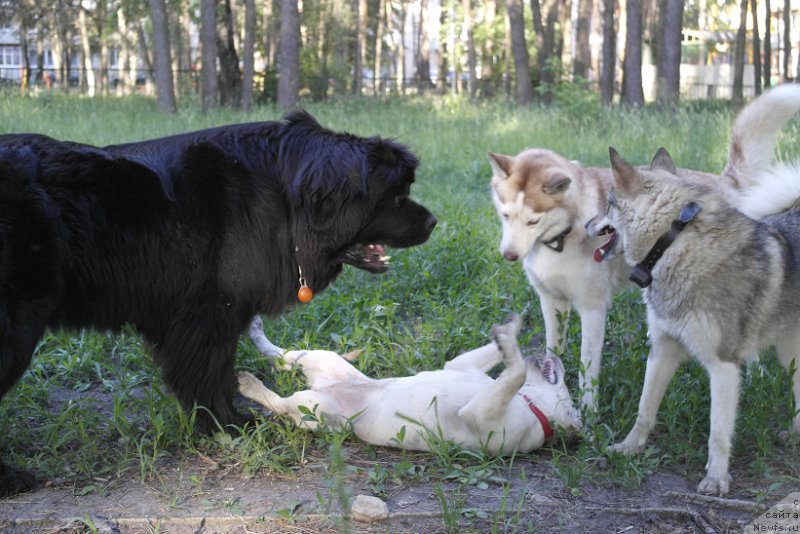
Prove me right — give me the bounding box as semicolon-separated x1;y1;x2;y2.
697;473;730;495
237;371;264;397
608;438;647;456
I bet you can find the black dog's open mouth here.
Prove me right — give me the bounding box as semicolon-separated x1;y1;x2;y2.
592;225;617;263
342;243;391;273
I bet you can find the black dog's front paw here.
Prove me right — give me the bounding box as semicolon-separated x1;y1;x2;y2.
0;461;37;498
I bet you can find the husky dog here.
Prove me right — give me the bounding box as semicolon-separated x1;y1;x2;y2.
487;151;717;412
596;141;800;495
239;314;581;455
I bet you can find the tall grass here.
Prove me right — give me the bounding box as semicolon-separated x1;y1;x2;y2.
0;92;797;508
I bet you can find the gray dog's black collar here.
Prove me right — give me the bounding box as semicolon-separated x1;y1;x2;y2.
629;202;702;288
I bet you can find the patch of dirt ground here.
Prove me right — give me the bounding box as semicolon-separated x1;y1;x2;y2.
0;445;786;534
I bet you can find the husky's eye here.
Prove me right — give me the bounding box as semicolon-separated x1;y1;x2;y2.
526;218;540;227
606;190;619;213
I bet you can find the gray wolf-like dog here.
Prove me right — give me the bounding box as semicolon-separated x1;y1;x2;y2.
589;84;800;495
239;314;581;454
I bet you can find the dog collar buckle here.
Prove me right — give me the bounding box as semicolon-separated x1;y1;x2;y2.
630;202;701;288
542;226;573;253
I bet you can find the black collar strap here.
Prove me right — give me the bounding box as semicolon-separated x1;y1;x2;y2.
629;202;702;288
542;226;573;253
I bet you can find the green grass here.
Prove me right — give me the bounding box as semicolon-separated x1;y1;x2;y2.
0;92;798;521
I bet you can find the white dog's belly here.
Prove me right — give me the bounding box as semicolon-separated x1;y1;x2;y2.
325;371;520;452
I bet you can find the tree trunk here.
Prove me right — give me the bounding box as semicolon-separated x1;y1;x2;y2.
462;0;477;100
417;0;431;94
508;0;533;106
531;0;560;101
374;0;386;93
138;20;155;93
783;0;791;81
18;1;30;93
48;9;64;89
656;0;683;108
355;0;368;94
278;0;300;109
200;0;218;110
242;0;256;111
115;8;129;95
177;0;193;96
397;1;406;94
600;0;616;105
480;0;497;97
622;0;643;106
96;0;108;95
264;0;277;67
751;0;761;95
149;0;177;113
764;0;771;87
574;0;593;80
217;0;242;107
78;3;96;96
733;0;748;106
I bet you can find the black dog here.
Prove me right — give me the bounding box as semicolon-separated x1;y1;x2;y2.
0;111;436;496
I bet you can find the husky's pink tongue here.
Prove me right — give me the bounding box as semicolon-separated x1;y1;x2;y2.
593;233;617;263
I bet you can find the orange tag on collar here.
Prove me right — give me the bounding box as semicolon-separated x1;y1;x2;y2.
298;285;314;303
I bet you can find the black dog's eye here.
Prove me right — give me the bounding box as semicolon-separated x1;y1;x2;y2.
394;195;408;208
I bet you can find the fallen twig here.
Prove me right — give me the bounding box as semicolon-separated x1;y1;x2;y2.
663;491;765;513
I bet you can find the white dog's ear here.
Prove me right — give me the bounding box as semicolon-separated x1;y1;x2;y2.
609;147;643;194
650;147;677;173
487;152;514;181
541;358;559;385
342;349;363;362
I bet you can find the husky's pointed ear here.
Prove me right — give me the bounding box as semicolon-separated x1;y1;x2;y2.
650;147;677;173
487;152;514;182
609;147;642;193
543;173;571;196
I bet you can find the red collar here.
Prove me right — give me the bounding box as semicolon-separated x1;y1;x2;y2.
518;392;554;440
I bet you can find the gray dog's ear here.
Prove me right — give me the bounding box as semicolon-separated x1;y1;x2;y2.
609;147;643;194
487;152;514;181
650;147;677;173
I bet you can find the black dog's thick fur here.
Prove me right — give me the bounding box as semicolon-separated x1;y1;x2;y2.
0;111;436;496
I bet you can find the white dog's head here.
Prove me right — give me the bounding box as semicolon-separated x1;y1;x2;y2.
488;149;577;261
523;355;582;435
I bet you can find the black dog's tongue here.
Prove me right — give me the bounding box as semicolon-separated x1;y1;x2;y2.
363;244;389;268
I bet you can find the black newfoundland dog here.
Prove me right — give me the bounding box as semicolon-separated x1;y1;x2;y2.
0;111;436;496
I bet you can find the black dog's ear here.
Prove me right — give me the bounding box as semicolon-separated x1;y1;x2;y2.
372;141;399;168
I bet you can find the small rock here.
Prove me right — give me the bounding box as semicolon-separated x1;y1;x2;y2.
351;494;389;522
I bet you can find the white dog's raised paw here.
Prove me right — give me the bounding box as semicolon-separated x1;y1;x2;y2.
697;474;730;495
491;313;522;347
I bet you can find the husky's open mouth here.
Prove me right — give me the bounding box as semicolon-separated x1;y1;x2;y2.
592;225;617;263
341;243;392;273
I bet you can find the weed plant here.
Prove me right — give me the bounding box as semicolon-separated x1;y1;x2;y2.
0;92;797;522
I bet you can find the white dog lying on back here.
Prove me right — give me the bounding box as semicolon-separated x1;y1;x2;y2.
239;315;581;454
